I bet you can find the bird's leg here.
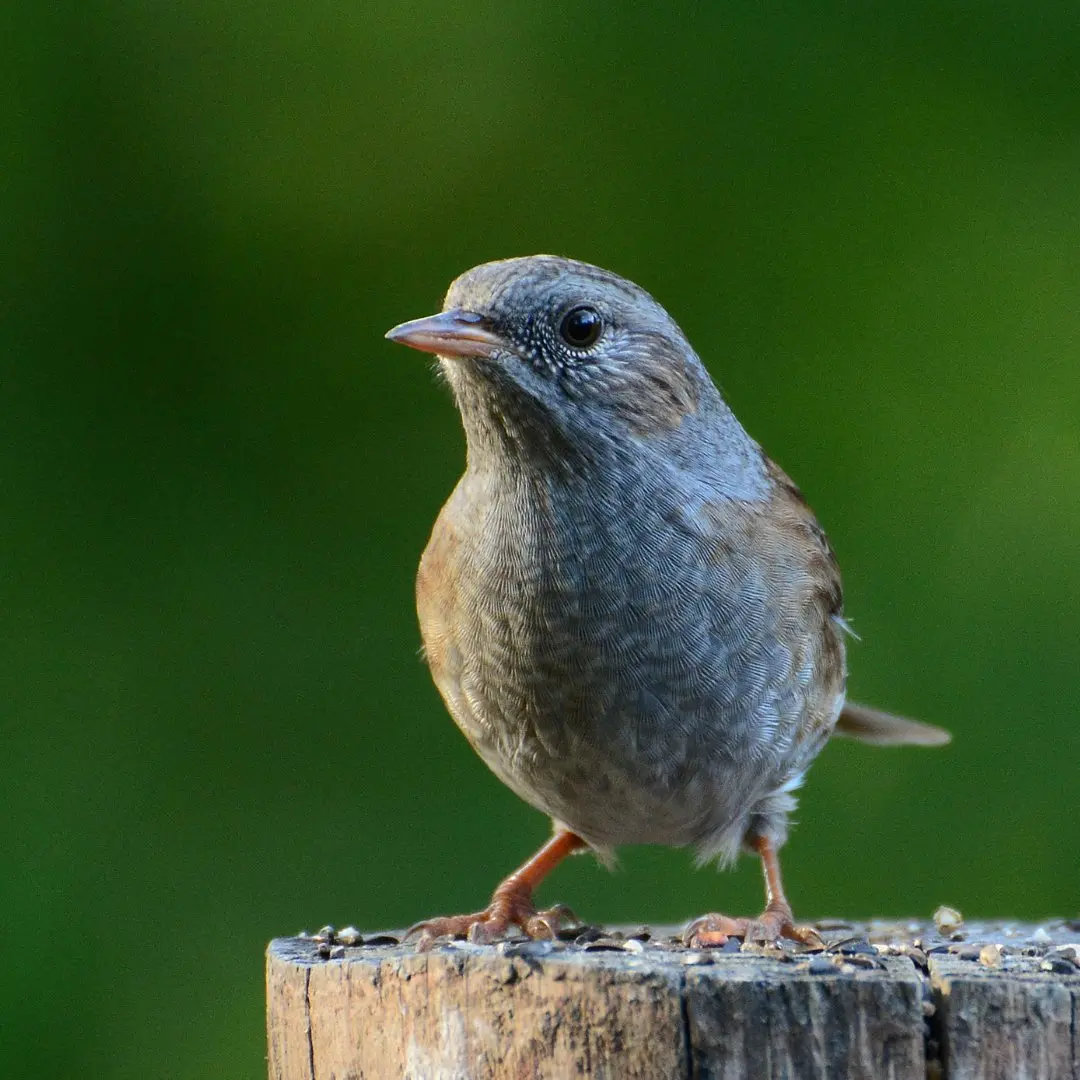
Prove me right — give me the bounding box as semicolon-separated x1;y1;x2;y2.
406;829;586;950
684;836;823;948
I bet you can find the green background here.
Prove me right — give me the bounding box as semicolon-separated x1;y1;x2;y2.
5;3;1079;1077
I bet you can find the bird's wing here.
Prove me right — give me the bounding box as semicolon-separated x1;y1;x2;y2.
832;701;951;746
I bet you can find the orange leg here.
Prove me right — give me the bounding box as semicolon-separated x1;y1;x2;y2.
684;836;823;948
406;830;587;950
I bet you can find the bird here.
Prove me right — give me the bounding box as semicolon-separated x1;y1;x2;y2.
385;255;950;950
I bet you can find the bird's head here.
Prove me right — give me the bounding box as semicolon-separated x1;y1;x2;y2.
386;256;761;490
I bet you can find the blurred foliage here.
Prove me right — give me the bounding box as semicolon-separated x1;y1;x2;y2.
4;2;1080;1076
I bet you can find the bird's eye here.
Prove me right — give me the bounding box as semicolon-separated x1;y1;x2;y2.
559;306;603;349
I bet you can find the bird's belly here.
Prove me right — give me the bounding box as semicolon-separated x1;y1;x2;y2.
423;586;835;851
416;482;844;851
469;722;741;850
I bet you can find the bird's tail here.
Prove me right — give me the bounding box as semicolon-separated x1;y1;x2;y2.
832;701;951;747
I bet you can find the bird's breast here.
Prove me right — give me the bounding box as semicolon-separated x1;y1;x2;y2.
415;465;845;846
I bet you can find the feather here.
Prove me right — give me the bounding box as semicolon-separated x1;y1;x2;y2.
833;701;951;747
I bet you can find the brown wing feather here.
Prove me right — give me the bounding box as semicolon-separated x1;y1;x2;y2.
833;701;951;746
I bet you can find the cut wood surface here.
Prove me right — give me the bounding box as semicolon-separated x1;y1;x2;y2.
267;918;1080;1080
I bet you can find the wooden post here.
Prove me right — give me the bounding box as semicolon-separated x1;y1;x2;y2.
267;919;1079;1079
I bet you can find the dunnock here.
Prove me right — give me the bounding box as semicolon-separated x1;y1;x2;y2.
386;256;949;949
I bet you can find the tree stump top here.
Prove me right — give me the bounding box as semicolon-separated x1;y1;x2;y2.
267;917;1080;1079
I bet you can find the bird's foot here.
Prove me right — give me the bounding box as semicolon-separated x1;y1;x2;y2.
405;892;580;951
683;903;823;949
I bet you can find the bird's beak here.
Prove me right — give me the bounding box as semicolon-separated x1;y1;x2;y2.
384;309;504;359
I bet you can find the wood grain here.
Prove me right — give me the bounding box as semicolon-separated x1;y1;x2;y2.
931;952;1079;1080
267;920;1080;1080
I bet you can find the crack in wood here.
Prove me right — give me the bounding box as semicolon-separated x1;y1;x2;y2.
302;966;316;1080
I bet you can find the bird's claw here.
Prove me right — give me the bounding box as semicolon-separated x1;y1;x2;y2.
405;912;487;950
405;899;581;951
684;905;822;949
522;902;579;940
683;913;747;948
